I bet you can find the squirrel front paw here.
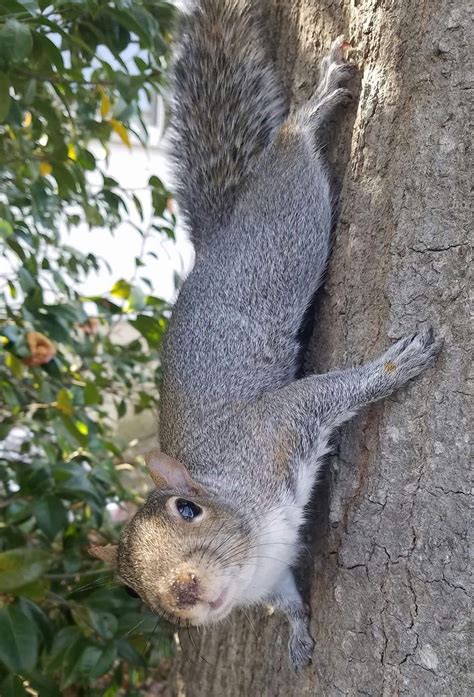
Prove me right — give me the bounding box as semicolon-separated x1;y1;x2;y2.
298;35;357;129
314;35;357;104
376;328;443;387
289;623;315;672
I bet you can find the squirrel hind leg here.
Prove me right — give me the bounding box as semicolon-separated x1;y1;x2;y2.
294;35;357;134
266;569;315;671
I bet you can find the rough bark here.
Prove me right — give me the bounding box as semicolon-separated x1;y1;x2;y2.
167;1;471;695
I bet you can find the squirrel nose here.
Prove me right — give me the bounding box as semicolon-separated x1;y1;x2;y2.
171;573;200;607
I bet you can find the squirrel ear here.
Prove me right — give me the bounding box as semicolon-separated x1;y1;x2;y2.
145;449;205;495
88;544;118;566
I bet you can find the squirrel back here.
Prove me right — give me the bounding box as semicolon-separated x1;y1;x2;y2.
169;0;286;248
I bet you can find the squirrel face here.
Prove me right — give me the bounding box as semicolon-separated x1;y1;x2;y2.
116;488;251;625
90;450;257;626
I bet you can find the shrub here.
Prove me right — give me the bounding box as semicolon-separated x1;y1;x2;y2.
0;1;177;694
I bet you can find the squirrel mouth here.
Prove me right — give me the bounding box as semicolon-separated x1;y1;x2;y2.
208;588;228;611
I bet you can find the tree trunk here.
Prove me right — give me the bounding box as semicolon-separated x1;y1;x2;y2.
167;1;470;694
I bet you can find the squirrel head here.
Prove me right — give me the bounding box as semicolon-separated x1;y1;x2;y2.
91;450;256;625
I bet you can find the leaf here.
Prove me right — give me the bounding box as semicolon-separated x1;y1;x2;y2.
128;285;145;311
78;645;103;674
117;638;146;667
110;278;131;299
75;420;89;436
23;78;36;104
39;161;53;176
47;626;82;670
132;193;144;221
1;674;28;697
34;32;64;71
0;218;13;238
18;598;53;647
58;415;89;446
5;352;24;378
88;643;117;678
87;609;118;639
25;673;61;697
33;496;68;539
0;72;10;122
130;314;166;348
18;266;36;292
99;89;111;118
0;605;38;672
47;627;89;690
152;188;168;217
0;548;50;592
0;19;33;63
148;175;163;189
67;143;77;161
22;110;32;127
110;119;131;147
56;388;74;416
84;382;101;405
14;576;50;601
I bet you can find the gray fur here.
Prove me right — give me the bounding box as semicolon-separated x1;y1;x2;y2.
118;4;442;671
169;0;286;247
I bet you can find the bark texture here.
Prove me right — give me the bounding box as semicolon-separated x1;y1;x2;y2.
168;1;471;695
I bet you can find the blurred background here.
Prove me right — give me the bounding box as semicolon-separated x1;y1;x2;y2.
0;1;192;694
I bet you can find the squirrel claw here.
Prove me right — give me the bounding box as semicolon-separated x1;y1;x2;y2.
289;629;315;672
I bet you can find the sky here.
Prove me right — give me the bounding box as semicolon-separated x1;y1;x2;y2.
63;135;194;305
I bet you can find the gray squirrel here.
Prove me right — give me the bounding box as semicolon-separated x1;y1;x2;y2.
90;0;442;671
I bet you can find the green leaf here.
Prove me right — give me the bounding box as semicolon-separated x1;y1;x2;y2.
26;673;61;697
0;73;10;122
23;76;36;103
0;548;50;592
47;626;82;670
14;576;50;601
152;188;168;217
56;388;74;416
33;496;68;539
18;598;53;647
18;266;36;293
129;314;166;348
48;626;89;690
87;608;118;639
1;674;28;697
148;175;163;188
128;285;146;311
34;32;64;71
110;278;131;299
117;638;146;667
0;605;38;672
84;382;101;405
88;643;117;678
0;218;13;238
78;645;103;674
0;19;33;63
5;352;24;379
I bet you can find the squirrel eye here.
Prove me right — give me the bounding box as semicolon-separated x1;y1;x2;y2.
175;498;202;521
124;585;140;599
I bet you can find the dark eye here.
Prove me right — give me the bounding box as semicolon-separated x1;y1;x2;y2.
176;498;202;521
124;585;140;599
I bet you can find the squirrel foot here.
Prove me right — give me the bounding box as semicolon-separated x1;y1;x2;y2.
374;328;443;388
289;615;315;672
295;35;357;130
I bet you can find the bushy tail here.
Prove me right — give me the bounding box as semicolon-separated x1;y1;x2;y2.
169;0;286;248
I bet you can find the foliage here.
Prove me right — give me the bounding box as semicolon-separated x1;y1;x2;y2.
0;1;178;694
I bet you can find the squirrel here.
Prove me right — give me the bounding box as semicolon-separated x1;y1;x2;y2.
90;0;442;671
